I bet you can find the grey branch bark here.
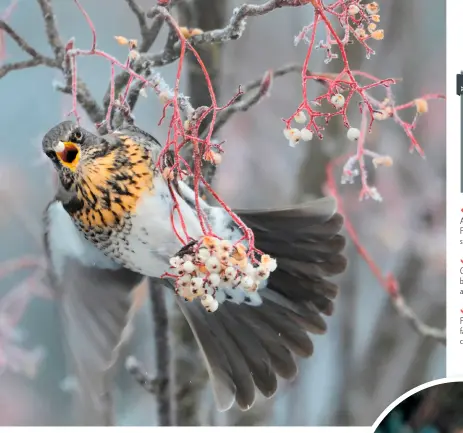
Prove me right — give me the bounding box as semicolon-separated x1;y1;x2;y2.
178;0;227;186
149;279;175;426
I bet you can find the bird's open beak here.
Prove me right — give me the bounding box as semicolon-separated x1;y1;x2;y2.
53;141;81;170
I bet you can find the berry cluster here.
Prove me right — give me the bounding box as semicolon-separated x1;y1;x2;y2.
168;236;277;312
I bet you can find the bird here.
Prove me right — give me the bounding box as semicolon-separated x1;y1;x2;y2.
41;120;347;424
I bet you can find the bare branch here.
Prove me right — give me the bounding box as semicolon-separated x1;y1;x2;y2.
125;356;160;394
36;0;65;60
124;0;148;34
125;280;175;426
388;248;446;344
101;0;177;115
0;20;57;67
211;64;332;136
149;279;175;426
0;58;46;79
211;65;303;135
54;79;105;124
387;251;446;344
391;291;446;344
144;0;301;67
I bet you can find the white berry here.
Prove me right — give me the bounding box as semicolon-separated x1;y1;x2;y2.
205;257;221;273
267;258;277;272
365;2;379;15
197;248;211;263
178;274;192;286
288;128;301;147
283;128;292;140
224;266;237;279
241;276;255;290
180;284;193;298
208;273;221;287
294;110;307;124
255;266;270;281
191;277;204;292
348;4;360;15
169;256;182;267
330;93;345;108
300;128;313;141
181;260;196;274
219;239;232;251
218;251;230;262
373;110;388;121
201;295;218;312
347;127;361;141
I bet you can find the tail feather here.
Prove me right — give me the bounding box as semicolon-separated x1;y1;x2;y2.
189;302;257;409
250;301;315;357
178;196;346;411
254;234;345;262
175;300;236;411
236;306;297;380
217;308;277;399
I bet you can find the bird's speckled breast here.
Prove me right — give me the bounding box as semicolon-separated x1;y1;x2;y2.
68;135;156;233
63;135;180;275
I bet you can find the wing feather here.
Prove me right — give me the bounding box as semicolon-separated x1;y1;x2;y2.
44;201;144;425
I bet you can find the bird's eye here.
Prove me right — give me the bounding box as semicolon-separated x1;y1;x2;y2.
70;129;83;143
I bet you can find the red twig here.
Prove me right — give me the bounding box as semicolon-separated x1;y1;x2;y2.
326;156;397;295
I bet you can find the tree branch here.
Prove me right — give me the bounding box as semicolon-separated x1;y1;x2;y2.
125;356;160;394
149;0;299;42
211;64;303;136
101;0;175;115
0;20;57;67
143;0;301;67
54;79;105;124
0;58;46;79
390;253;446;344
36;0;65;61
124;0;148;35
126;280;175;426
149;279;175;426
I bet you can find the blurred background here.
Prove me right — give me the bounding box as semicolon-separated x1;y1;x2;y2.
375;381;463;433
0;0;445;426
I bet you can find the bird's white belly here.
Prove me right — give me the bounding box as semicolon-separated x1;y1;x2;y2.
116;178;204;278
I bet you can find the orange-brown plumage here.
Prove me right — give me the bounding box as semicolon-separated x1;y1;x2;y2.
70;135;156;230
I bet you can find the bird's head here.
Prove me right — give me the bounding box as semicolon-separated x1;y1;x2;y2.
42;121;98;190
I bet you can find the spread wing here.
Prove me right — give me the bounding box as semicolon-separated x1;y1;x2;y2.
43;201;145;425
176;197;346;412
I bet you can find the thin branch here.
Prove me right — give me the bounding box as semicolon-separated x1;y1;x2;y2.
139;1;173;52
391;293;446;344
124;0;148;34
0;20;57;67
144;0;301;66
149;0;297;41
125;356;160;394
0;57;45;79
36;0;65;61
211;65;302;136
326;160;446;345
125;280;175;426
149;279;175;426
101;0;176;114
391;252;446;344
54;78;105;124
